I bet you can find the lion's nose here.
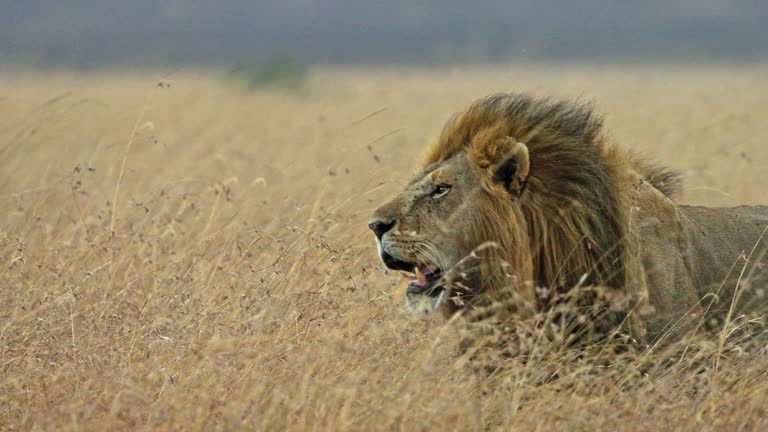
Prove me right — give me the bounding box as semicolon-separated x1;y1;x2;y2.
368;218;395;240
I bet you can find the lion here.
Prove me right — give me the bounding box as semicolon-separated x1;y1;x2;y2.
369;93;768;344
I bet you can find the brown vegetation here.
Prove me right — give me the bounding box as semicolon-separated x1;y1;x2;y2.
2;65;768;430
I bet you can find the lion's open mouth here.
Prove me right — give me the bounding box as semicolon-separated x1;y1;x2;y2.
401;263;444;298
378;247;445;299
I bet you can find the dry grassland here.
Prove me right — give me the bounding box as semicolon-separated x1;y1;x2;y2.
2;65;768;430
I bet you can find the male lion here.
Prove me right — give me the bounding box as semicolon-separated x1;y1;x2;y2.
369;93;768;343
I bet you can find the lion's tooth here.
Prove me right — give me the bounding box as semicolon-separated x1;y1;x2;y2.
415;266;427;286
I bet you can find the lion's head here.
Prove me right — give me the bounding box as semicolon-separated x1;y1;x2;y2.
370;94;680;316
369;131;536;315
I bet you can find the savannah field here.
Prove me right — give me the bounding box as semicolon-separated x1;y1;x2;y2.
2;64;768;431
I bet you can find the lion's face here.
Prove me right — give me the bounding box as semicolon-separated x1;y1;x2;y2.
369;154;477;313
369;138;531;315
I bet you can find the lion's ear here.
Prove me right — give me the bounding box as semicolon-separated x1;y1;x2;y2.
492;138;530;195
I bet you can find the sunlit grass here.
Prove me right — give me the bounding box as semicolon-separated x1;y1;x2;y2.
1;65;768;430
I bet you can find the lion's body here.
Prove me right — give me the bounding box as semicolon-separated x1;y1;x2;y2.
371;93;768;344
637;200;768;340
614;160;768;340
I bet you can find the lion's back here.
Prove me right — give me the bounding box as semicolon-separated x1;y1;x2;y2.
631;190;768;339
680;204;768;320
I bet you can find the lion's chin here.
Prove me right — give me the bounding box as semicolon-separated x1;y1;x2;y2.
405;287;446;317
391;261;446;317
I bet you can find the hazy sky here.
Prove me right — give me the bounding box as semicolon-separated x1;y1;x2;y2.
2;0;766;67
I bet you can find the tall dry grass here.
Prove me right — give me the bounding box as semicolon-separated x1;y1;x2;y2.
2;65;768;430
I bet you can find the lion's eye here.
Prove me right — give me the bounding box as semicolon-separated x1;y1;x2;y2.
431;184;451;199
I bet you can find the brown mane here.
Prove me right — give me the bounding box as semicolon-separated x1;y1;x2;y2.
423;93;681;295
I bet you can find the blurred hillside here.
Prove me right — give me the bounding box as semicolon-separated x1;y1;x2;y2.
2;0;767;68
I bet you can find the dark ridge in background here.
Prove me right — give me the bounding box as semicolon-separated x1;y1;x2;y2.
1;0;767;68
